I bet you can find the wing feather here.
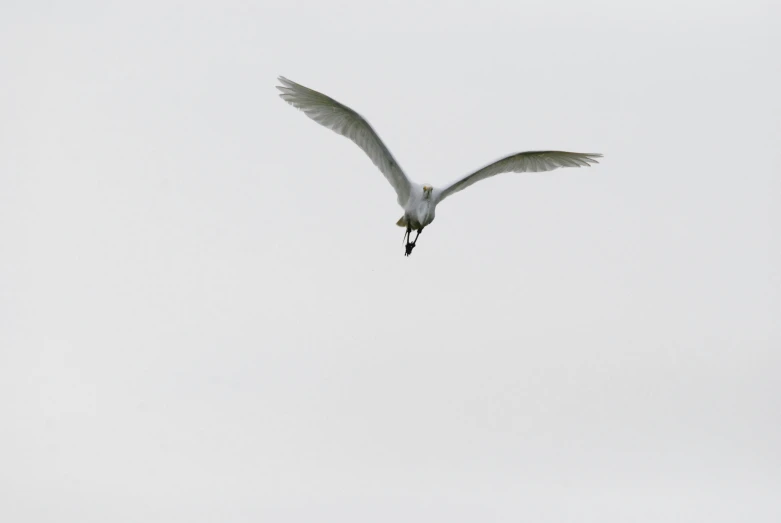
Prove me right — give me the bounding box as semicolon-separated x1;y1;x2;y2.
277;76;412;205
437;151;602;201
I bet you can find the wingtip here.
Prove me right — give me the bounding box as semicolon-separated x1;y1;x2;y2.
584;153;603;165
277;76;295;87
276;76;297;99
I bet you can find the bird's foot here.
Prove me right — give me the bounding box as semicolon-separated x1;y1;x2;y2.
404;242;416;256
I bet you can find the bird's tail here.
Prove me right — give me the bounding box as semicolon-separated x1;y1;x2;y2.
396;216;408;227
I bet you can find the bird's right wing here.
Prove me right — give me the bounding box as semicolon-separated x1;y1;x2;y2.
277;76;413;205
437;151;602;202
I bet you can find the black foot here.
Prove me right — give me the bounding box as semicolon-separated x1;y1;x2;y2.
404;242;416;256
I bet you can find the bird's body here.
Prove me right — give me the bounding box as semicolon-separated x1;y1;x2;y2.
397;184;436;230
277;76;602;256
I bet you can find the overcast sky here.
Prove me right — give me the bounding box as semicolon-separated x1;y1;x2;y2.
1;0;779;521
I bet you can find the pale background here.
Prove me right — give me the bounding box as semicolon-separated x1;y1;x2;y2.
1;0;779;521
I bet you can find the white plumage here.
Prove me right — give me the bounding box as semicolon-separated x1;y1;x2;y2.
277;76;602;256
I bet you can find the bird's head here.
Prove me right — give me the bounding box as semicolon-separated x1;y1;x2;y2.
422;185;433;199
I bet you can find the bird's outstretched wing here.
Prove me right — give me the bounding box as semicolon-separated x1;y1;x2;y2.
277;76;413;205
437;151;602;202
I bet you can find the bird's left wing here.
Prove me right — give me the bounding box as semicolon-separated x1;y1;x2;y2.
437;151;602;202
277;76;413;205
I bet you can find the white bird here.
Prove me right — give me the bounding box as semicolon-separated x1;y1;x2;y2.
277;76;602;256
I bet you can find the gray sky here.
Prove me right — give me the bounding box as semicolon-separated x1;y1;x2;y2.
1;0;779;521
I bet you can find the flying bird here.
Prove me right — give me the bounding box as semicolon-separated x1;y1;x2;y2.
277;76;601;256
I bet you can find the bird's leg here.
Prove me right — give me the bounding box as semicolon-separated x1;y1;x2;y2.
412;227;424;244
403;224;416;256
404;227;424;257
